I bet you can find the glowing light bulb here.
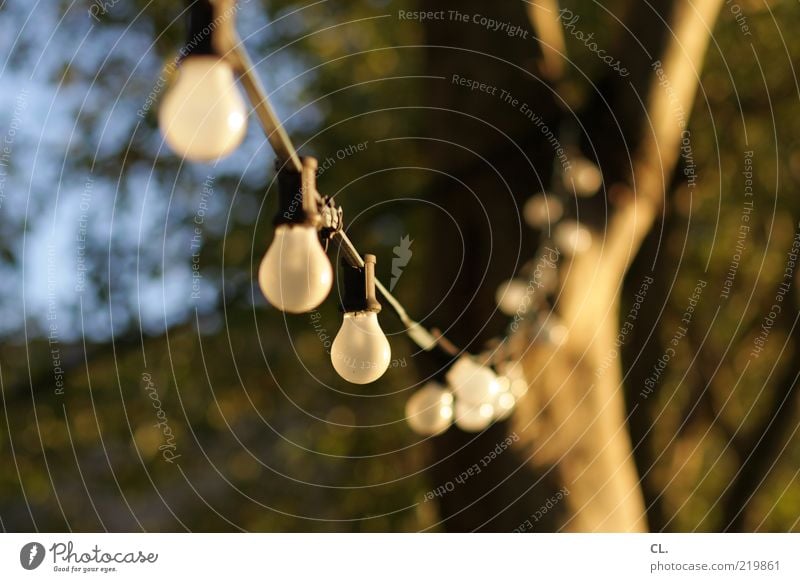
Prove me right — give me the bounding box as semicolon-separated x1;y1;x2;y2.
159;56;247;161
553;220;592;255
446;356;501;404
524;193;563;229
498;361;529;399
258;224;333;313
495;278;528;316
405;383;453;435
454;399;494;432
492;391;516;420
564;158;603;196
331;311;391;384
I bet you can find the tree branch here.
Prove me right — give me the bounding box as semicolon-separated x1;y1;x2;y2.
515;0;725;532
525;0;567;84
605;0;725;282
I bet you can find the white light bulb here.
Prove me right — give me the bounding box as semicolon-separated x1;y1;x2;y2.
405;383;453;435
454;399;494;432
564;158;603;196
524;193;563;229
495;278;528;316
553;220;592;255
498;361;529;399
492;391;516;420
446;356;501;404
159;55;247;161
331;311;391;384
258;224;333;313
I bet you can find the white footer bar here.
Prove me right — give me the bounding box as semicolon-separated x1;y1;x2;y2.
1;533;797;581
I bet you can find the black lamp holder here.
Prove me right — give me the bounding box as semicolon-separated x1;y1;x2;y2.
340;254;382;314
273;157;322;228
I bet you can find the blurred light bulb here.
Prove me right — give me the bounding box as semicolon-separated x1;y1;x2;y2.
258;224;333;313
498;361;529;399
564;158;603;196
454;399;494;432
446;356;501;404
492;391;516;420
405;383;453;435
495;278;528;316
553;220;592;255
159;56;247;161
331;311;391;384
524;193;563;229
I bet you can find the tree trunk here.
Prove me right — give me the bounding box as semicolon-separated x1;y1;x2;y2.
514;0;725;531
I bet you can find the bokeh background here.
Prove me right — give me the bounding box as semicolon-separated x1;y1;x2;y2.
0;0;799;532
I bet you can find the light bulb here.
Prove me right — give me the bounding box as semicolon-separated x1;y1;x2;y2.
331;311;391;384
492;391;516;420
564;158;603;196
405;383;453;435
446;356;501;404
498;361;529;399
454;399;494;432
524;193;563;229
495;278;528;316
258;224;333;313
553;220;592;255
159;55;247;161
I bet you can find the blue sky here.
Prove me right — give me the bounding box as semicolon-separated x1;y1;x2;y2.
0;0;320;342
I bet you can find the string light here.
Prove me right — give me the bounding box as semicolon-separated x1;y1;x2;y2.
157;0;572;434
